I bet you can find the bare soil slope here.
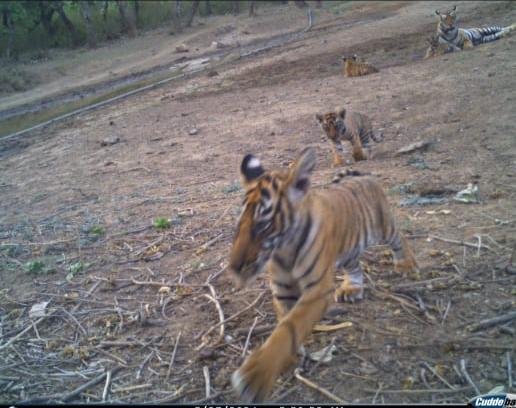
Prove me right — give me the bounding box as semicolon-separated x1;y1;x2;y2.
0;1;515;404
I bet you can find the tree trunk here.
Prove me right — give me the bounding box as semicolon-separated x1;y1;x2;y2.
171;0;182;33
102;1;109;22
175;0;182;18
232;1;240;15
205;0;212;16
4;10;15;59
39;5;56;36
249;1;257;16
117;0;137;37
80;1;97;48
186;0;199;28
54;2;81;45
133;0;140;28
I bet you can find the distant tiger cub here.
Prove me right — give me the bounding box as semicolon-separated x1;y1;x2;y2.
342;54;379;77
435;5;515;51
315;107;383;165
424;33;461;59
229;148;419;402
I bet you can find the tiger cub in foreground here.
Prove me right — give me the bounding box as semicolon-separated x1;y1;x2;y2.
342;54;379;77
316;107;383;165
435;5;515;51
229;148;419;402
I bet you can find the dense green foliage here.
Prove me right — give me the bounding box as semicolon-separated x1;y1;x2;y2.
0;1;281;60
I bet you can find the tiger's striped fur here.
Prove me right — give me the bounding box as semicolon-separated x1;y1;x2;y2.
435;5;515;50
342;54;379;77
228;148;418;402
315;107;383;165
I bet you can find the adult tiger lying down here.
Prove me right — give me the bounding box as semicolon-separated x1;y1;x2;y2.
228;147;419;402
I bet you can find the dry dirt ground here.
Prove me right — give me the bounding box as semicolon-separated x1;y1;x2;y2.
1;1;515;404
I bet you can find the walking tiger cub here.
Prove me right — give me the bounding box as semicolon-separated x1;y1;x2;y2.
434;5;515;51
228;148;419;402
315;107;383;165
342;54;379;77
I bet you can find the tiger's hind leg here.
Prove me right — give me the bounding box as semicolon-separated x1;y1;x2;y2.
390;231;419;274
334;260;364;303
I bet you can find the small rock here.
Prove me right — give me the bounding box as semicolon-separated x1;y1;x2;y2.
175;44;189;53
100;136;120;147
488;72;495;77
211;41;227;49
188;128;198;135
109;120;115;126
206;69;219;77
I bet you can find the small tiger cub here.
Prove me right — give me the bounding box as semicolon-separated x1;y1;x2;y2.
228;147;419;402
316;107;383;165
342;54;379;77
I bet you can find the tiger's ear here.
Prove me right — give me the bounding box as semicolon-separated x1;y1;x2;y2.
336;107;346;119
435;9;440;15
315;113;324;123
287;147;316;203
240;154;265;188
452;5;456;11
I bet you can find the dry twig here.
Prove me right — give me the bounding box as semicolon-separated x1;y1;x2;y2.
203;366;211;398
294;368;347;403
242;316;259;358
467;311;516;332
166;331;182;382
459;359;480;396
195;292;264;342
428;234;496;254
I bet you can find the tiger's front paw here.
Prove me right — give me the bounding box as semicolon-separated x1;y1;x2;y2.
232;347;286;402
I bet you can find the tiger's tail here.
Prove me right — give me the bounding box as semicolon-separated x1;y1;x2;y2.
468;25;514;44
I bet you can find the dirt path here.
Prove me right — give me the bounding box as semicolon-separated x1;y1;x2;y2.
1;1;515;404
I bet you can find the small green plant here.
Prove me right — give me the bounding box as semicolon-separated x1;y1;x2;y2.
89;225;105;235
153;217;171;230
66;261;89;282
24;259;55;275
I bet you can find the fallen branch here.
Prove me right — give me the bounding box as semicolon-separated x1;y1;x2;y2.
62;366;122;402
203;366;211;398
101;369;112;402
242;316;260;358
420;361;456;390
166;331;182;382
428;234;496;254
195;292;264;342
466;311;516;332
294;368;347;403
197;287;225;350
313;321;353;332
459;359;480;395
0;316;46;351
